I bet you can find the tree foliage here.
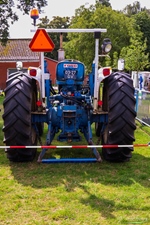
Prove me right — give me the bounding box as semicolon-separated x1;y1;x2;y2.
133;11;150;63
120;35;149;72
0;0;47;44
123;1;142;16
0;0;18;44
64;2;150;72
96;0;111;7
64;4;133;71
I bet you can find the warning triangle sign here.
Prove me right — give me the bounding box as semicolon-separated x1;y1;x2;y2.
29;29;55;52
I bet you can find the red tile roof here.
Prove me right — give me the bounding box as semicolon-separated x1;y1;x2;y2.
0;39;40;61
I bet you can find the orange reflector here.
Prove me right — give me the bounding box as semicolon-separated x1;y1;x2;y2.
29;29;55;52
103;68;111;76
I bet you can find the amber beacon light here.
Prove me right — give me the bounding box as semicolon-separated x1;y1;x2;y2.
30;8;39;26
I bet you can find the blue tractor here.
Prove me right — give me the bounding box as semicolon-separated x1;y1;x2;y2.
2;29;136;163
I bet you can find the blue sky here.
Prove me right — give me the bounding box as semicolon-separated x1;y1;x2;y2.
9;0;150;38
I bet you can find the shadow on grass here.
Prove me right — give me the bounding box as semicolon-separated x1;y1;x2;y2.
79;187;116;219
4;148;150;189
79;184;150;220
1;148;150;220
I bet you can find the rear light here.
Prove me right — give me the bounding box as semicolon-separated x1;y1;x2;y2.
29;69;37;76
103;68;111;76
36;101;42;107
98;100;103;106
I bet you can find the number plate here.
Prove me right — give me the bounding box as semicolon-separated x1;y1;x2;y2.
64;70;77;79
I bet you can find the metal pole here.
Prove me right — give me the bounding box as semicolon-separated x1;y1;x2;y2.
93;38;99;111
2;144;150;149
41;52;45;99
31;28;107;33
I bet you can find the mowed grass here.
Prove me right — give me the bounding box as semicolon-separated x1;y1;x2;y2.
0;96;150;225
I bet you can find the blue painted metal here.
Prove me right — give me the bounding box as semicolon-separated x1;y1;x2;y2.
44;59;51;108
32;59;108;162
42;158;97;163
56;60;84;82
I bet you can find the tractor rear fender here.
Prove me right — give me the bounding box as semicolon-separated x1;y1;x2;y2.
27;67;43;102
28;66;42;91
96;67;112;103
97;67;112;85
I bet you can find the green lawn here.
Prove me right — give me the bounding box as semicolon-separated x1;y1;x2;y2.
0;96;150;225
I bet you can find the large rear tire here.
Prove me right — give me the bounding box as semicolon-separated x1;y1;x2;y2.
102;72;136;162
2;72;37;162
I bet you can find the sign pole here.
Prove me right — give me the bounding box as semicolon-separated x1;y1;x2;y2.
40;52;45;100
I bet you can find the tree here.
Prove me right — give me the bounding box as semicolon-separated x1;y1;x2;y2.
133;11;150;64
120;36;149;72
64;4;133;71
0;0;47;44
37;16;71;60
122;1;150;17
121;2;150;70
112;52;119;69
123;1;141;16
96;0;111;7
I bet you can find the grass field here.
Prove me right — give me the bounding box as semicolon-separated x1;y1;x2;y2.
0;96;150;225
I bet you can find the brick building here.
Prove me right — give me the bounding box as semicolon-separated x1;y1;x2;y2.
0;39;58;89
44;56;58;84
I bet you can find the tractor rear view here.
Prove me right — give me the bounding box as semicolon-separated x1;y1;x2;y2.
2;28;136;163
